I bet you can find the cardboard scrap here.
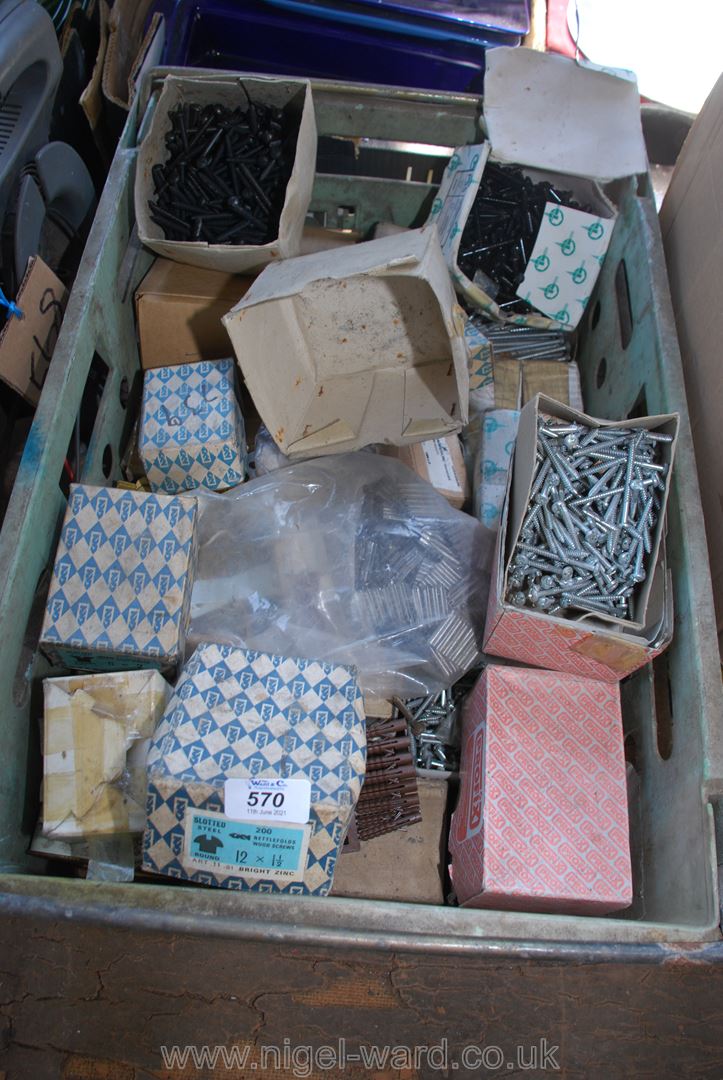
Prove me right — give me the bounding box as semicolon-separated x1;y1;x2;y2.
0;257;68;406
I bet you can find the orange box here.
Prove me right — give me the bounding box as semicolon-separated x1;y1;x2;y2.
449;665;632;915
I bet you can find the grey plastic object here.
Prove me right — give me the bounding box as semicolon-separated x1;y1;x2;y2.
8;142;96;283
8;169;44;284
0;0;62;228
36;142;96;231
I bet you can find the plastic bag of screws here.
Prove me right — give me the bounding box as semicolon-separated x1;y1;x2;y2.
135;75;317;272
504;400;679;627
187;454;494;699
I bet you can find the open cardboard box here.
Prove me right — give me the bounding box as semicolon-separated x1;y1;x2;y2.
135;74;317;273
429;48;648;329
483;394;679;682
223;226;469;457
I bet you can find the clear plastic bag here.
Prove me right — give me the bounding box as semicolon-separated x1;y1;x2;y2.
252;424;292;477
189;453;494;698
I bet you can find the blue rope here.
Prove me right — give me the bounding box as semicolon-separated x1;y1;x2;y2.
0;286;23;320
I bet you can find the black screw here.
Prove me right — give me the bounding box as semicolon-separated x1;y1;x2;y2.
149;97;296;246
456;162;591;314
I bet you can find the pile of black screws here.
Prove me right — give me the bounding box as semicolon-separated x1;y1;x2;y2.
148;94;297;245
458;162;590;315
506;417;672;621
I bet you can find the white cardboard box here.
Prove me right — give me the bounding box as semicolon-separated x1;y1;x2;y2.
223;226;469;457
428;48;647;329
135;74;317;273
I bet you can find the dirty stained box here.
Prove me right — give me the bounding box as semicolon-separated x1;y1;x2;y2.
42;669;169;839
135;74;318;273
223;226;469;458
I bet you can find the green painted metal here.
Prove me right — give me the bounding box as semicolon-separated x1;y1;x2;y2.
0;74;720;950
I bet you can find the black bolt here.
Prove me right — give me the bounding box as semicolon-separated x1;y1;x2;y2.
149;97;295;245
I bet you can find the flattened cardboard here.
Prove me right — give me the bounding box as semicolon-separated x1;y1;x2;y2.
80;0;110;133
223;226;469;457
661;70;723;650
135;75;317;273
135;259;254;369
102;0;156;108
0;257;68;405
449;665;632;915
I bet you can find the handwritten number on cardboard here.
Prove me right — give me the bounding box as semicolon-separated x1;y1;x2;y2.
29;288;64;392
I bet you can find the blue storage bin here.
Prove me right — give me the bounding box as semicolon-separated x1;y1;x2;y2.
153;0;522;92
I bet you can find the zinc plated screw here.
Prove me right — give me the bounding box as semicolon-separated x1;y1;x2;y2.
507;417;670;621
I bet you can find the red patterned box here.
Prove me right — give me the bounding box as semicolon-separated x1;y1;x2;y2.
449;665;632;915
482;395;677;682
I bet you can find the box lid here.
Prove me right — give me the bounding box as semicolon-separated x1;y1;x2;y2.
484;47;648;181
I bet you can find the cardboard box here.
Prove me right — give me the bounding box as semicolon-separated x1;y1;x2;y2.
40;485;198;675
143;642;367;895
462;316;583;476
483;395;678;681
473;408;521;531
661;71;723;652
331;779;447;904
135;259;254;369
449;665;632;915
139;358;247;493
428;47;647;329
135;74;317;273
381;435;469;509
223;226;469;458
42;670;169;839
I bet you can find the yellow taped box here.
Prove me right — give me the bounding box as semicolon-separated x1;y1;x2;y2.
42;669;169;839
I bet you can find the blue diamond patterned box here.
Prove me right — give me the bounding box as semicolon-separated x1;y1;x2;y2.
139;358;247;494
40;484;197;675
143;642;367;894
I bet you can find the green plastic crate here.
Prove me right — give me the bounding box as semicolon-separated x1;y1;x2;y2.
0;72;721;954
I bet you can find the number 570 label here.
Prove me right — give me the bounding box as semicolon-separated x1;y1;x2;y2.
224;777;311;824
